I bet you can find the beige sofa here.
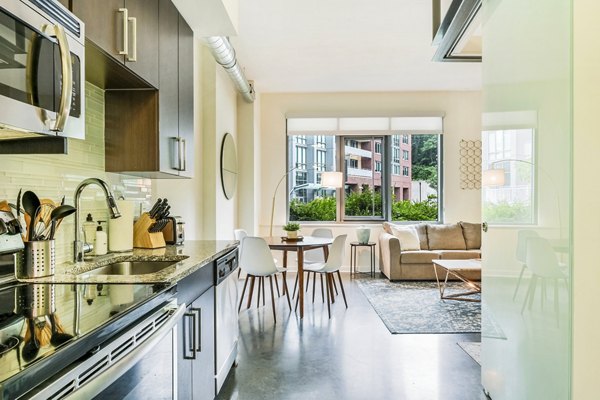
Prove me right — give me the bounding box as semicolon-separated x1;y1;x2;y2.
378;222;481;281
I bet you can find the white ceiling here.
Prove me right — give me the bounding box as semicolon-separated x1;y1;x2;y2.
228;0;482;93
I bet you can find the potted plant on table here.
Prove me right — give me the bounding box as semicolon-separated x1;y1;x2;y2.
283;222;301;239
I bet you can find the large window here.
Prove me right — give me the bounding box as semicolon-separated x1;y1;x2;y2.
482;129;535;224
287;132;441;222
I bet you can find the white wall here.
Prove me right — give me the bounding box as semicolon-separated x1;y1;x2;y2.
572;0;600;396
260;91;482;232
258;91;482;270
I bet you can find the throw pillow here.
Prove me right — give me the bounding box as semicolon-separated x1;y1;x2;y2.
390;225;421;251
460;222;482;250
427;224;467;250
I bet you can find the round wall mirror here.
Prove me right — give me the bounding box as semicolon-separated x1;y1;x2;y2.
220;133;238;199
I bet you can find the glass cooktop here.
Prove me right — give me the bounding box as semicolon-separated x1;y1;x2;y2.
0;282;168;386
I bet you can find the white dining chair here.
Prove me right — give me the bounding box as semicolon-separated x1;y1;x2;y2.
292;228;333;300
521;237;568;324
512;230;539;300
238;237;292;323
234;229;248;278
296;234;348;319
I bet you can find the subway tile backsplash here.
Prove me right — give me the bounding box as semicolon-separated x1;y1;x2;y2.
0;83;153;263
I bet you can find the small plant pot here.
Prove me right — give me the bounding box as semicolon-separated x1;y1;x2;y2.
287;231;298;239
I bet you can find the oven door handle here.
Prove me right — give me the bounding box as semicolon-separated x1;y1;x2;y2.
57;303;186;400
46;24;73;132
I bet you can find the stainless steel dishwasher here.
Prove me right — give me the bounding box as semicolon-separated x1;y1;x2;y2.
214;249;239;393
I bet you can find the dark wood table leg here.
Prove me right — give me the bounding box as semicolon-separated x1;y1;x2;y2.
283;250;288;295
298;248;304;318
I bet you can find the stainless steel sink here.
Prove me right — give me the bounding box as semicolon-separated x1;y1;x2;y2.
82;261;178;276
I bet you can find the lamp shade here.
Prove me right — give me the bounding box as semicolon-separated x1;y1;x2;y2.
482;169;506;187
321;171;344;188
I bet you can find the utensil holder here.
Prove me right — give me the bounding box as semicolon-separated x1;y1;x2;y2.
16;240;56;279
14;283;56;317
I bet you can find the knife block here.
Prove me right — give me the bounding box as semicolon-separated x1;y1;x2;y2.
133;213;166;249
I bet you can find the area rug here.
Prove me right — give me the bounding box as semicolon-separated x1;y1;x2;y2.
457;342;481;365
356;278;480;334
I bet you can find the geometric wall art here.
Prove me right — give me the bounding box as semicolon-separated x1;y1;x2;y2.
459;139;482;190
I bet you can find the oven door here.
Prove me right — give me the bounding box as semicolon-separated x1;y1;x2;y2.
0;1;84;139
30;302;185;400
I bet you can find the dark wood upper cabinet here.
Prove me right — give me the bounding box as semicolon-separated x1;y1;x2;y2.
71;0;159;88
178;14;194;178
124;0;159;88
104;0;194;178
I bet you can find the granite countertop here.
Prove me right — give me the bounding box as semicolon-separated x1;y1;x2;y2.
17;240;238;285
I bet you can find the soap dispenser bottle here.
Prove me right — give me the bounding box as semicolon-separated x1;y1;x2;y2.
83;213;96;244
94;221;108;255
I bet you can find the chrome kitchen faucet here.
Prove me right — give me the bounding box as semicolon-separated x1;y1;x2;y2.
73;178;121;262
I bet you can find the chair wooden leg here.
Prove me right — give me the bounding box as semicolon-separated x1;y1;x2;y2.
337;271;348;308
325;273;331;319
292;274;298;299
320;274;325;303
238;275;249;312
262;277;266;306
269;276;277;323
312;271;317;303
306;271;311;292
246;276;256;310
282;272;292;310
327;273;335;304
332;274;339;296
294;287;299;312
257;277;262;308
274;274;281;297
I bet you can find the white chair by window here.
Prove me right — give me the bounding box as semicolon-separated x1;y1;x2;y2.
512;230;539;300
521;237;568;324
234;229;248;278
292;228;334;301
295;234;348;319
238;237;292;323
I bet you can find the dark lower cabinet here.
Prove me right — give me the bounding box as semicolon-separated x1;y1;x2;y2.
178;286;216;400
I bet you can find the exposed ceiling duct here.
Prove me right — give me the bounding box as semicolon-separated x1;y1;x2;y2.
205;36;255;103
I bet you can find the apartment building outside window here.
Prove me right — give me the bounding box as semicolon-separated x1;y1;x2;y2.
287;117;442;223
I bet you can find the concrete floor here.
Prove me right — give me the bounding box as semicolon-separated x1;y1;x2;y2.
217;273;485;400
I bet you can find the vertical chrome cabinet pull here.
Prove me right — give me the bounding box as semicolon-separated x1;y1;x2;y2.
44;24;72;132
127;17;137;61
191;307;201;352
118;8;128;55
180;138;187;171
182;312;196;360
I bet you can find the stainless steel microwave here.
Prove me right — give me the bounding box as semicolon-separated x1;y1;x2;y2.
0;0;84;140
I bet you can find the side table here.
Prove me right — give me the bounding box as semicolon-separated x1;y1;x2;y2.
350;242;376;279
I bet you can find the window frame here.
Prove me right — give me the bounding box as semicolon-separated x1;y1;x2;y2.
286;133;443;223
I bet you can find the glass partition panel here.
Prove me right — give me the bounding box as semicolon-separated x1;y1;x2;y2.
481;1;572;399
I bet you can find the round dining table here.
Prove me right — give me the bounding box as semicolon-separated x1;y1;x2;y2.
264;236;333;318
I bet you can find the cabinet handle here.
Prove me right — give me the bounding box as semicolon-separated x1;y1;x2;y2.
118;8;128;55
191;307;202;352
180;138;187;172
182;312;196;360
127;16;137;62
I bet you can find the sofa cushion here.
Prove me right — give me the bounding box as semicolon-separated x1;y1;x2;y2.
460;222;482;250
384;222;429;250
390;225;420;251
401;250;441;264
438;250;481;260
427;224;467;250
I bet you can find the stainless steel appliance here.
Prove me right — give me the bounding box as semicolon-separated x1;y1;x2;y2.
0;0;85;140
215;249;239;392
163;216;185;245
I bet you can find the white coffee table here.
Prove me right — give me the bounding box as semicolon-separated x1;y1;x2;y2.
432;259;481;302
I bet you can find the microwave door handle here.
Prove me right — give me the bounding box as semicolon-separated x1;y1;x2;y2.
46;24;73;132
